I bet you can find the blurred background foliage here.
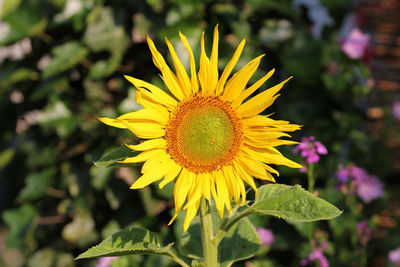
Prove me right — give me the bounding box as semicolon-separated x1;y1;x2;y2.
1;0;399;266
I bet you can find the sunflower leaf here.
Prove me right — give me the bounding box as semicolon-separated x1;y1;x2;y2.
93;145;140;168
76;227;173;259
219;217;261;267
249;184;342;222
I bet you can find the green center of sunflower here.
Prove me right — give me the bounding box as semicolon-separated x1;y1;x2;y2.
165;95;243;173
180;106;234;163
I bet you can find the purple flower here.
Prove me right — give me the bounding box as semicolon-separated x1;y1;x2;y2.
356;175;383;203
389;248;400;265
356;221;371;246
392;101;400;122
340;28;370;59
256;227;275;246
96;257;117;267
301;241;329;267
293;136;328;164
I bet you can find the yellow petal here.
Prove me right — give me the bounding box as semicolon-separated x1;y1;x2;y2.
221;55;264;102
98;117;127;129
210;25;219;93
141;152;170;174
237;152;275;181
202;172;211;203
121;121;165;139
124;75;177;110
236;77;292;118
215;170;232;215
184;174;203;209
243;145;302;169
118;108;169;125
159;159;182;189
165;37;192;96
118;148;165;163
232;68;275;108
173;168;193;212
183;199;201;231
233;160;258;196
126;139;166;151
209;173;222;216
198;31;212;94
130;165;166;189
179;31;199;93
146;37;185;100
223;165;240;205
216;39;246;95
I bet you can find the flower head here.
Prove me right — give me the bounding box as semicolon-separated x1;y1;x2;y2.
389;248;400;265
256;227;275;246
99;26;301;230
293;136;327;164
301;240;329;267
392;101;400;122
340;28;370;59
333;164;383;203
356;221;371;246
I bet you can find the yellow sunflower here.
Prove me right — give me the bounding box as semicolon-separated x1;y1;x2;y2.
99;26;302;231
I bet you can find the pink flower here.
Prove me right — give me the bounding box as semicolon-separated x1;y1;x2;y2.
333;164;383;203
256;227;275;246
293;136;328;164
95;257;117;267
301;240;329;267
340;28;370;59
389;248;400;265
392;101;400;122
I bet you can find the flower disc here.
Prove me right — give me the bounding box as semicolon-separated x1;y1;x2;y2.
166;95;243;173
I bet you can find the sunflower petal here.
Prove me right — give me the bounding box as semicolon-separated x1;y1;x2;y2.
118;149;165;163
216;39;246;95
130;165;166;189
198;31;212;94
165;37;192;96
236;76;293;118
125;75;177;110
232;68;275;108
146;37;185;100
222;54;264;102
126;139;166;151
159;159;182;189
179;31;199;93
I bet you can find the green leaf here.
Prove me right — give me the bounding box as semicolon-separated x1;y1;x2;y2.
0;5;47;45
0;148;15;170
42;41;88;79
2;204;38;248
219;218;261;267
17;168;55;202
83;7;130;54
93;145;139;168
76;228;173;259
249;184;342;222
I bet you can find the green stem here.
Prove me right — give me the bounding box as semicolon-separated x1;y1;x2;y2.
167;250;189;267
200;198;218;267
307;163;315;248
213;209;251;245
307;163;315;193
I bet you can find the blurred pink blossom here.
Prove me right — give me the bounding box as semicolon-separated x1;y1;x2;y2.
389;248;400;265
95;257;117;267
293;136;328;164
392;101;400;122
333;164;383;203
340;28;370;59
301;240;329;267
357;221;371;246
256;227;275;246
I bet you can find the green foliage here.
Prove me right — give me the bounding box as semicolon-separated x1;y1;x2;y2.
249;184;342;221
0;0;393;266
76;228;173;259
93;145;139;168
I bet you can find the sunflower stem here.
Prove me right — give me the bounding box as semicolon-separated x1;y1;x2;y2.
200;198;218;267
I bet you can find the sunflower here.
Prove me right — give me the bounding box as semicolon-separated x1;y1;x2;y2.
99;26;302;231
